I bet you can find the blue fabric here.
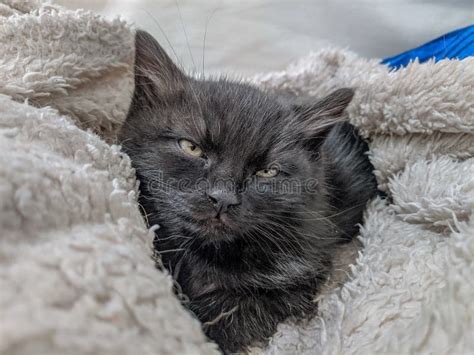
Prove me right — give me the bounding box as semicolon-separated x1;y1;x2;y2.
382;25;474;70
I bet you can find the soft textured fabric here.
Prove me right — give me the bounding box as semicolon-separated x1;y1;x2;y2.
0;1;472;355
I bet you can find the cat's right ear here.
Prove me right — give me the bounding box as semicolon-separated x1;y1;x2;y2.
292;88;354;151
132;30;187;106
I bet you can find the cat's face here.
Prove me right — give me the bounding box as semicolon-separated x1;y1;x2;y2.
120;31;353;246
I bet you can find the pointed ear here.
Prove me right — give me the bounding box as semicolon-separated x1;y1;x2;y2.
293;88;354;150
132;30;187;106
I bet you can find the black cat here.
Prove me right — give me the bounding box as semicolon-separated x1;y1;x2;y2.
120;30;377;353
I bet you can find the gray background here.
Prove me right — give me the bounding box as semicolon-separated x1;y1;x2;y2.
58;0;473;76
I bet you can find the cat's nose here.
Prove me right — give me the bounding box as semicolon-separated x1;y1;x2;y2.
207;189;240;215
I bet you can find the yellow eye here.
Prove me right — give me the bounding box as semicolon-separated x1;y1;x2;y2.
256;167;279;178
179;139;203;157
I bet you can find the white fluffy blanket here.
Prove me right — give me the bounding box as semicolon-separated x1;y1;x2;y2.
0;2;472;354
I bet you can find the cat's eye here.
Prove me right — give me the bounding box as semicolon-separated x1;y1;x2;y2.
178;139;203;157
255;167;279;178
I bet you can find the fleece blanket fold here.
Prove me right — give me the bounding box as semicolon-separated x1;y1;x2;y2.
0;2;472;355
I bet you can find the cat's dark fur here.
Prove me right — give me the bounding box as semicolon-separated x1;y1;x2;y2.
120;30;377;353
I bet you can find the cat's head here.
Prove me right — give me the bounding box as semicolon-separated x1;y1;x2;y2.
121;30;354;247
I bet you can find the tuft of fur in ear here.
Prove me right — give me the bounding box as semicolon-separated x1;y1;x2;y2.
132;30;187;106
293;88;354;151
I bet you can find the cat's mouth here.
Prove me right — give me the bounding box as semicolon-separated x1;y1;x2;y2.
199;215;231;229
192;214;238;241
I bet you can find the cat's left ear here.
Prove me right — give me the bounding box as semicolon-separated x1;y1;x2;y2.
293;88;354;146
